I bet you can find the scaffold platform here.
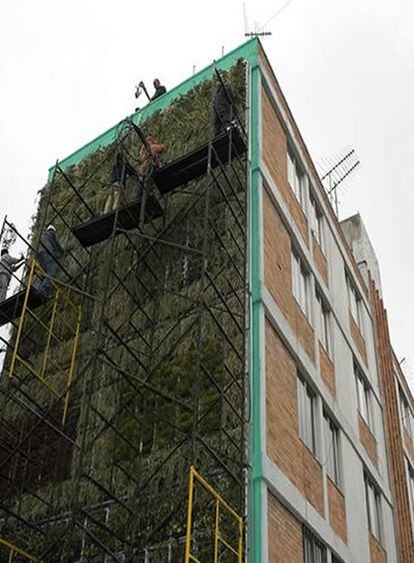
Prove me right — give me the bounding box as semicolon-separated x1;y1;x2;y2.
152;126;247;194
0;287;45;327
72;195;164;248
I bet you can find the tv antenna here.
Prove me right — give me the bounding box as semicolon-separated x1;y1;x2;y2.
243;0;294;38
318;147;360;216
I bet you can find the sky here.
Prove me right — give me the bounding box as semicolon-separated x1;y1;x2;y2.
0;0;413;387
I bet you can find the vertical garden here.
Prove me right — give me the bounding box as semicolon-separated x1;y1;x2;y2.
0;59;249;562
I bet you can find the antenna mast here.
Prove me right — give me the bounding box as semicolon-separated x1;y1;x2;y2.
319;148;360;216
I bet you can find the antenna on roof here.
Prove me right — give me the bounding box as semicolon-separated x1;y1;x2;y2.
243;2;272;37
318;147;360;216
244;0;295;38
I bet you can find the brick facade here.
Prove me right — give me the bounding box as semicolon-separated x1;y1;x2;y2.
370;280;414;562
319;343;335;396
370;535;388;563
262;87;309;246
268;492;303;563
266;321;324;516
258;44;369;297
312;234;329;287
359;413;378;468
263;190;314;361
327;477;347;543
349;312;368;365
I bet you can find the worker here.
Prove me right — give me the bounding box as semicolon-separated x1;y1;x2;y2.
137;135;166;194
104;151;136;213
213;83;234;137
0;248;24;302
37;225;64;296
151;79;167;101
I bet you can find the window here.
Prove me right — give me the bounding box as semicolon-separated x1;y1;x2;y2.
347;277;363;331
303;527;327;563
288;150;306;207
292;251;310;318
399;387;413;438
331;556;344;563
316;292;330;354
310;193;325;250
323;412;341;487
406;458;414;518
298;376;318;455
356;367;372;429
364;475;382;541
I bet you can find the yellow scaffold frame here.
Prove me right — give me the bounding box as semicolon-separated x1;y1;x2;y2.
0;537;42;562
8;259;82;425
184;465;243;563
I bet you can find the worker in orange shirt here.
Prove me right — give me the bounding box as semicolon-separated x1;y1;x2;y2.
138;135;166;194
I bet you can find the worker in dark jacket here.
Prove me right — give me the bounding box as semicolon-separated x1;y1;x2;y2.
37;225;64;296
213;83;234;137
104;151;136;213
0;249;24;301
151;79;167;101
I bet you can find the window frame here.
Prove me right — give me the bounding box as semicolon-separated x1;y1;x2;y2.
323;411;341;488
287;148;306;208
405;458;414;520
399;387;413;438
292;250;311;320
347;276;363;332
356;366;373;430
310;192;325;251
364;475;383;542
298;376;318;456
303;527;327;563
316;291;331;355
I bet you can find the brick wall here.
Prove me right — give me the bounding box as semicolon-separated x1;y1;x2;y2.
268;492;303;563
327;477;347;543
359;413;378;468
312;234;328;287
263;190;314;361
370;535;387;563
349;313;367;366
370;279;414;561
266;321;324;516
319;343;335;396
262;86;309;247
258;45;369;298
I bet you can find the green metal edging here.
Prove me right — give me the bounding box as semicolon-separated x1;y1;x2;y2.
47;38;259;181
248;53;264;563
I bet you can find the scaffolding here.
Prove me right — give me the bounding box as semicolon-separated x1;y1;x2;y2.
0;61;249;561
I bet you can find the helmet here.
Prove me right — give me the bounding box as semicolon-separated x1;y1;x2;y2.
46;225;56;232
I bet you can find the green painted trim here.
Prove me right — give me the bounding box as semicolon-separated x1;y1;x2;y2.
248;55;264;563
47;38;259;181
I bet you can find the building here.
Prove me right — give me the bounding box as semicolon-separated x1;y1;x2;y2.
342;213;414;562
0;38;412;562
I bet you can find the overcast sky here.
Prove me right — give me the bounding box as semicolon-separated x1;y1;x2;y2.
1;0;413;387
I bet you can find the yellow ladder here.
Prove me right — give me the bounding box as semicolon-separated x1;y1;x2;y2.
0;537;42;562
8;259;82;425
184;465;243;563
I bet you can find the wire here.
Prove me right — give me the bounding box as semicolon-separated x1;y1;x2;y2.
259;0;295;31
